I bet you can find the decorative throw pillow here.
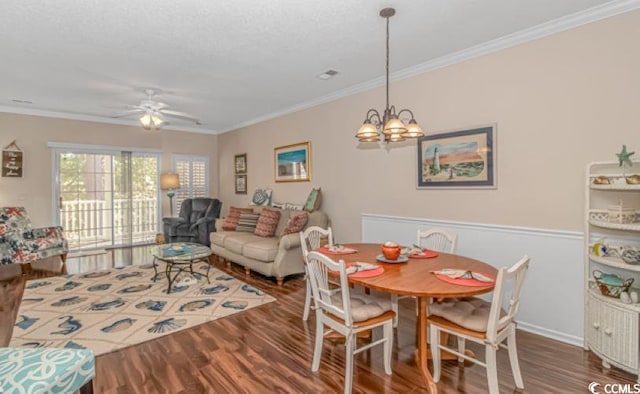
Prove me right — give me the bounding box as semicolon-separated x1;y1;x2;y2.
281;212;309;237
236;213;260;232
272;201;285;209
254;208;281;237
304;188;322;212
284;202;304;211
250;188;273;206
222;207;253;231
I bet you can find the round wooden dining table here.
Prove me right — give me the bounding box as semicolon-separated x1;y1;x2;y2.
321;243;497;394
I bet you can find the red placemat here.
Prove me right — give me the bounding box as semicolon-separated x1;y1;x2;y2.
317;246;358;255
410;249;438;259
434;272;495;287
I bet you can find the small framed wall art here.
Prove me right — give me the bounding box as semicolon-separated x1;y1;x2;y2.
417;125;496;189
235;174;247;194
235;153;247;174
274;142;311;183
2;140;23;178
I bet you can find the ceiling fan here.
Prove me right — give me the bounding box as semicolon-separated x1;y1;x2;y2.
111;88;201;130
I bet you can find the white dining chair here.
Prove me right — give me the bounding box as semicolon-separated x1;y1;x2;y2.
300;226;334;321
428;255;530;394
391;228;458;327
306;251;394;394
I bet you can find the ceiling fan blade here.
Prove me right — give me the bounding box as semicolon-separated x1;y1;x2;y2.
111;109;144;118
160;109;200;123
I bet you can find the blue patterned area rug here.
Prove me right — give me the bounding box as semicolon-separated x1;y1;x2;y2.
10;263;275;355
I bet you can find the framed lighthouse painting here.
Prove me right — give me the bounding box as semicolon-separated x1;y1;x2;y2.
417;125;496;189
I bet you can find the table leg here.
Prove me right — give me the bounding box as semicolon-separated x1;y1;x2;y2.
205;259;211;284
152;257;159;282
416;296;438;393
165;262;173;294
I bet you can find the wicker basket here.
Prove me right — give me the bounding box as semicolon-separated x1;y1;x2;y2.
593;270;634;298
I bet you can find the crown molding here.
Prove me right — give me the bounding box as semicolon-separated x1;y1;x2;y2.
217;0;640;134
0;105;219;135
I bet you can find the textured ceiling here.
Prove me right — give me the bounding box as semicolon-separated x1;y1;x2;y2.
0;0;621;133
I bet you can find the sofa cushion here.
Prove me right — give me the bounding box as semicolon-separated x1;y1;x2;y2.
210;231;233;247
274;209;291;237
243;238;279;262
223;233;260;254
306;211;329;229
222;207;253;231
281;212;309;236
254;208;281;237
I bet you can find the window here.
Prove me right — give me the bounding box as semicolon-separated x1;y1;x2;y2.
172;155;210;214
52;144;161;250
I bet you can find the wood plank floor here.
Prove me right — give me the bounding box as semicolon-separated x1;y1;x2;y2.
1;257;636;393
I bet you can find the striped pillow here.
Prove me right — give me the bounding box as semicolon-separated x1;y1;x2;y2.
254;208;281;237
236;213;260;232
222;207;253;231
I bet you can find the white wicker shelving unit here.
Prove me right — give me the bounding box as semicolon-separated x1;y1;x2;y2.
585;161;640;381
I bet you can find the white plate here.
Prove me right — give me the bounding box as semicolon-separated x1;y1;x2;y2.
376;254;409;264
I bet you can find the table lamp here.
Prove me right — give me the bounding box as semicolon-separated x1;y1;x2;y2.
160;172;180;216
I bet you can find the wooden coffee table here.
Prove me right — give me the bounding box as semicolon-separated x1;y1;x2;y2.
151;242;212;293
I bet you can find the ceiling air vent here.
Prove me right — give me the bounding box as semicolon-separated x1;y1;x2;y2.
11;99;33;104
317;69;339;80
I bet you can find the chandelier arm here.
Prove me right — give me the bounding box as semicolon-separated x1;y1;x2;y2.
397;109;416;121
366;109;382;125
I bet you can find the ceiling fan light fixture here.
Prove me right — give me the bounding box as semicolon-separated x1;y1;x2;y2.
140;113;152;129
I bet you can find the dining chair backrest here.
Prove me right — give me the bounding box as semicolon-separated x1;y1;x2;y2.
416;228;457;253
486;255;530;342
306;251;352;326
300;226;334;260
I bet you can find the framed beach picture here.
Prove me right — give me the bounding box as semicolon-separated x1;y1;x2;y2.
417;125;496;189
274;142;311;182
235;174;247;194
234;153;247;174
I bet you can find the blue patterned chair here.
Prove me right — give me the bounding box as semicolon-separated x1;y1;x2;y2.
0;347;95;393
0;207;68;272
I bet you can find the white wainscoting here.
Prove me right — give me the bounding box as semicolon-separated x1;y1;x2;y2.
361;213;584;347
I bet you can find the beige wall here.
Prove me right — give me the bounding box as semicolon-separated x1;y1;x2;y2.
0;113;218;227
218;11;640;242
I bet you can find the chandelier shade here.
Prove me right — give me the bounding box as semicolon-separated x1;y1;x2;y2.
356;8;424;144
140;111;164;130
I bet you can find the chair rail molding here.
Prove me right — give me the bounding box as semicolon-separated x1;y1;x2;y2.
361;213;584;347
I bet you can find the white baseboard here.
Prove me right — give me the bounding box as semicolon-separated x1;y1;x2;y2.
517;321;584;348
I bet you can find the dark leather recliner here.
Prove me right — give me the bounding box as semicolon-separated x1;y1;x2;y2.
162;198;222;246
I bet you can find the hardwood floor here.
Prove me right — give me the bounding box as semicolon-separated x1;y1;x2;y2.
1;258;636;393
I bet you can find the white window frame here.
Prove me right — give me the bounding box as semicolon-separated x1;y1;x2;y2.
49;142;162;249
171;154;210;215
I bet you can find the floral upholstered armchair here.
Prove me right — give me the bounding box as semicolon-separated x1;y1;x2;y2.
0;207;68;266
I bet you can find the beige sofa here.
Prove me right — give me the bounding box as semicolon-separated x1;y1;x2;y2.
210;209;329;285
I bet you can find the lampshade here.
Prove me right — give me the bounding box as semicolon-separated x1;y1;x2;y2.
355;120;379;139
382;117;407;136
160;173;180;190
140;112;164;130
401;119;424;138
358;136;381;142
387;134;405;142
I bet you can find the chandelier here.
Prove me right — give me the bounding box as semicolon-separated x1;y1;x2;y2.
355;8;424;143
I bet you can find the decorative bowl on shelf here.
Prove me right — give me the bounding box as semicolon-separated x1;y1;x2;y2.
626;175;640;185
621;248;640;265
593;270;634;298
381;242;401;261
593;176;611;185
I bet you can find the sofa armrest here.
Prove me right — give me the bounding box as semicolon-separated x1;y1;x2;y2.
279;233;301;251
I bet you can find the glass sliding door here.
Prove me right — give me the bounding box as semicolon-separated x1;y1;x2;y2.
55;148;160;251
